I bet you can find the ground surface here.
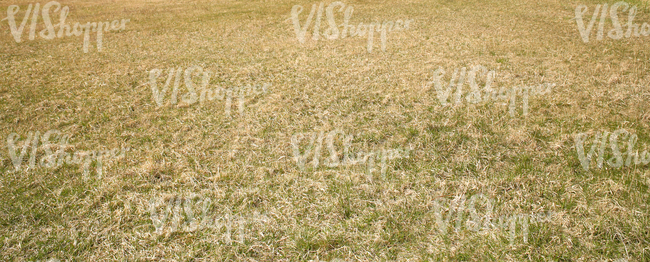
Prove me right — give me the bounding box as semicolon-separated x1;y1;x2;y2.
1;0;650;261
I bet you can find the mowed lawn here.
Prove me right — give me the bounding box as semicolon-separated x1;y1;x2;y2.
1;0;650;260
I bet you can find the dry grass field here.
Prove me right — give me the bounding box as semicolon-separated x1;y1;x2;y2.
1;0;650;261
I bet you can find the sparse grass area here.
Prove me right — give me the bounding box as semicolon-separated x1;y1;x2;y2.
1;0;650;261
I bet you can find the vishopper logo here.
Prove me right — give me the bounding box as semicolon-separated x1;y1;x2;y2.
424;65;555;117
148;195;270;244
575;1;650;43
1;1;129;53
291;129;411;179
431;194;555;245
4;130;129;180
148;66;270;117
574;128;650;171
290;2;413;52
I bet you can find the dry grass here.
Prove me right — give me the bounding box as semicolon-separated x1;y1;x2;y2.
1;0;650;261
